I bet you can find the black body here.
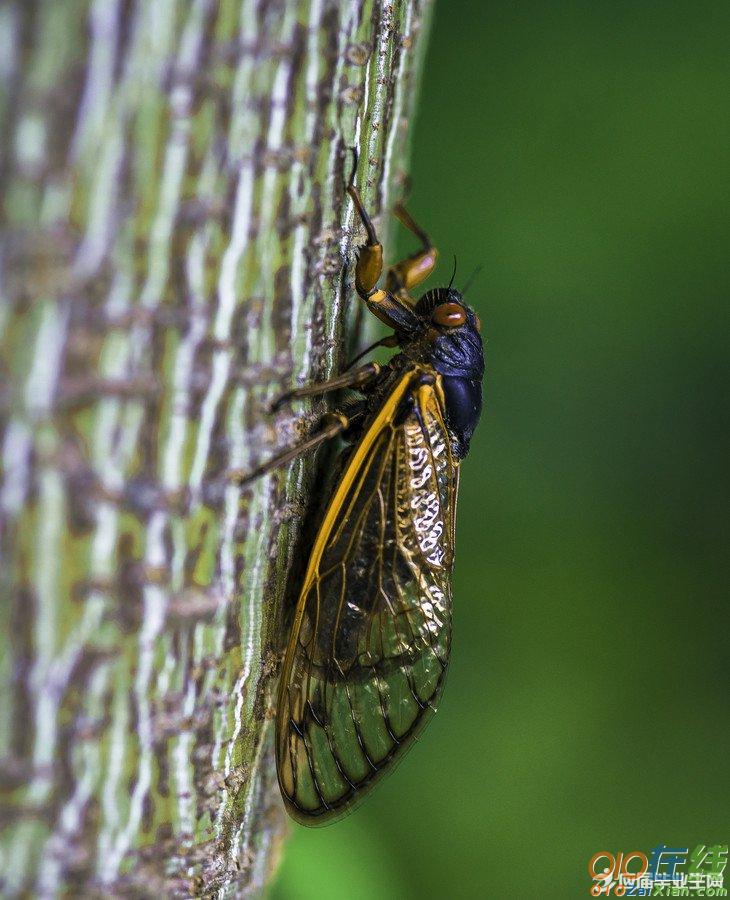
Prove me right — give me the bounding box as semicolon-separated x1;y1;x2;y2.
409;287;484;459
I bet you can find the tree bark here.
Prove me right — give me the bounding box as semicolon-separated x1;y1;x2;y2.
0;0;433;895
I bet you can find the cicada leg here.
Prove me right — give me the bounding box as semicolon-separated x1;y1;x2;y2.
236;357;379;484
271;361;380;412
232;405;364;486
347;185;383;300
385;200;438;298
347;186;420;334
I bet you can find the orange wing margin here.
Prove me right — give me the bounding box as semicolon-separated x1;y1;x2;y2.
276;366;459;824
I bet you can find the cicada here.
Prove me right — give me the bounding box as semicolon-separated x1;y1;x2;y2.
242;185;484;824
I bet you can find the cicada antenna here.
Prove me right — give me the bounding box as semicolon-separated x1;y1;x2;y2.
462;264;484;296
448;254;458;291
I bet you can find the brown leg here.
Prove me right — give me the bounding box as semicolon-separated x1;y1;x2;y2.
271;361;380;412
347;185;384;299
385;201;438;295
347;186;420;333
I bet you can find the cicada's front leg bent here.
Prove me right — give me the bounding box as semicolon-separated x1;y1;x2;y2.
386;201;438;298
347;185;383;301
347;185;421;334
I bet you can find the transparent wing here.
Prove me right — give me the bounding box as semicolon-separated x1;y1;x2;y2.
276;369;459;824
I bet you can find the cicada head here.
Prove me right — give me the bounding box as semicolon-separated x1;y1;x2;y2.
415;287;484;380
412;288;485;458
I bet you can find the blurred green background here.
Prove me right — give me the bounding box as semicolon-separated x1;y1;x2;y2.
272;1;730;896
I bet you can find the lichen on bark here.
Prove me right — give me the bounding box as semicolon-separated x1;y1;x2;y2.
0;0;433;895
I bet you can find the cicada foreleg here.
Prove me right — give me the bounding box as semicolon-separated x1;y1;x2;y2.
386;201;438;297
347;185;421;334
347;184;383;300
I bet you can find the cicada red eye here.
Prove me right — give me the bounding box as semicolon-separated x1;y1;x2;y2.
432;302;467;328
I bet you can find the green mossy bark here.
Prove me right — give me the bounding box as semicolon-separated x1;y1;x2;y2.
0;0;432;895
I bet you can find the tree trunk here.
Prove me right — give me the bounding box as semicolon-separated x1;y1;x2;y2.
0;0;433;895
